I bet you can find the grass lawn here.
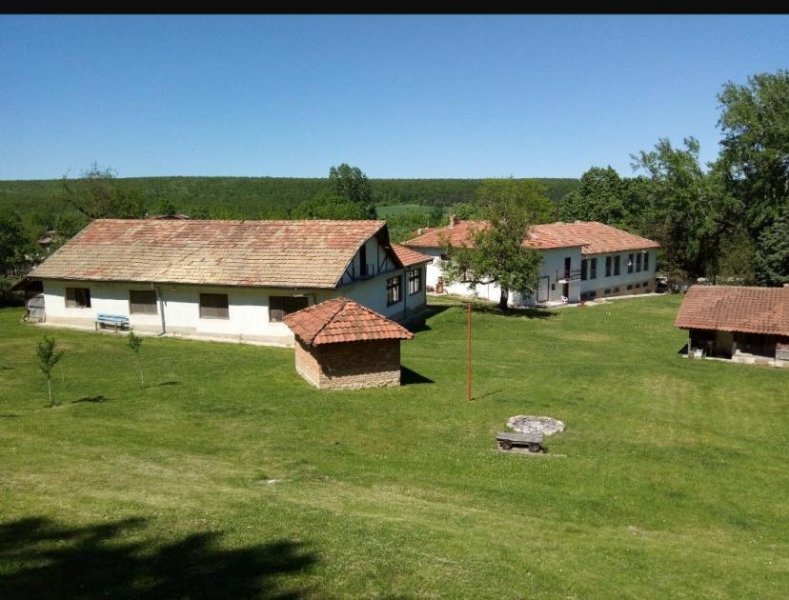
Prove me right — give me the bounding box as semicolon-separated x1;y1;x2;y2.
1;295;787;598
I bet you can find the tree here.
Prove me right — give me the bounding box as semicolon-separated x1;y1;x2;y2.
717;70;789;284
630;137;730;280
37;335;64;407
752;210;789;286
127;331;144;388
61;163;145;221
441;179;546;311
717;70;789;233
328;163;375;218
0;209;29;275
559;166;628;226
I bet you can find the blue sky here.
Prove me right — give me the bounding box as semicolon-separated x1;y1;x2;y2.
1;14;787;181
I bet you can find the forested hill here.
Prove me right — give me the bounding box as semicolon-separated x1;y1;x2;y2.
0;176;579;219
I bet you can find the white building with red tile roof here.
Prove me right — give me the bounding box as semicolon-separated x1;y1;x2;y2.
28;219;432;346
403;218;660;306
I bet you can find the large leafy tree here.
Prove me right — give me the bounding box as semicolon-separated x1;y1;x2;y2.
328;163;375;218
559;166;628;225
717;70;789;233
441;179;546;311
630;137;731;280
717;70;789;284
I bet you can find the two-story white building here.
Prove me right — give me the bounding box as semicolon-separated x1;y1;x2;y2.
28;218;431;346
402;218;660;307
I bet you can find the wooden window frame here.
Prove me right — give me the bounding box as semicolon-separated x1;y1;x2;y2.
199;293;229;319
65;287;91;309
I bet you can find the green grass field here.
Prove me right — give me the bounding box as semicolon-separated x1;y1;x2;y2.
1;295;787;598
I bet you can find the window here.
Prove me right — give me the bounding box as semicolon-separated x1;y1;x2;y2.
359;243;368;277
387;275;402;305
605;256;612;277
129;290;157;315
199;293;229;319
636;253;642;272
65;287;91;309
614;255;621;276
627;253;634;273
590;258;597;280
643;251;649;271
408;268;422;295
269;296;308;323
580;259;588;281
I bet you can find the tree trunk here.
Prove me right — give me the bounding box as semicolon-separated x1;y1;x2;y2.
498;287;509;312
47;376;53;407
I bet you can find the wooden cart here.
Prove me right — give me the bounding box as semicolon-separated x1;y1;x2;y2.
496;431;544;453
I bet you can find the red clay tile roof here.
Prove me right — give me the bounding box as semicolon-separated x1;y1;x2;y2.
403;219;659;255
283;297;414;345
402;219;488;249
391;244;433;267
674;285;789;336
527;221;660;254
30;218;387;289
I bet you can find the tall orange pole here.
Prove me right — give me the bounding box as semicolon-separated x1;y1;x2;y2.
466;302;472;401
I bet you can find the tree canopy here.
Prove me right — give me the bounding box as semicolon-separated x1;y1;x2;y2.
440;179;546;310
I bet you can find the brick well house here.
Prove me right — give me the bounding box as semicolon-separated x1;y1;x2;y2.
283;297;414;389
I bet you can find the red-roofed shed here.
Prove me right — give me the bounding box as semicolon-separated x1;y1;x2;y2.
284;297;414;389
675;285;788;367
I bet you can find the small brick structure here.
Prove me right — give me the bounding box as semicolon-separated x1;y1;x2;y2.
283;297;414;390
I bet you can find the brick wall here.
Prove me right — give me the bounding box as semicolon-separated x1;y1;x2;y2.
294;339;402;389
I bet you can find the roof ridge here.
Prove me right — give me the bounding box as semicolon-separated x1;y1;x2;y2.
310;297;349;343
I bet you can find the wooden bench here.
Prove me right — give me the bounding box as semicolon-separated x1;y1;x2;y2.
496;431;544;453
95;313;130;332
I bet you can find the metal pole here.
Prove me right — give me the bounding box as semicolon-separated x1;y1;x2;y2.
466;302;472;401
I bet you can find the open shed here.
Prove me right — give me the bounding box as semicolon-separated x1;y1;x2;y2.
283;297;414;389
675;285;788;367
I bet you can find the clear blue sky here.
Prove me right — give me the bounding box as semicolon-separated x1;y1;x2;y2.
1;14;787;181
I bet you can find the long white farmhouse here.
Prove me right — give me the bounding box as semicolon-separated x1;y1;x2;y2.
28;218;431;346
402;218;661;306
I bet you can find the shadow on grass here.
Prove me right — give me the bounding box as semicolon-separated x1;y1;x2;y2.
0;413;20;418
400;366;433;385
471;305;555;320
407;305;450;333
157;380;181;386
71;395;110;404
470;389;503;401
0;516;318;600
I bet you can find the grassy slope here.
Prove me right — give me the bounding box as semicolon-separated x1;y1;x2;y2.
0;295;786;598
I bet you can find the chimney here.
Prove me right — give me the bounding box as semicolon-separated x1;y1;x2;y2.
448;214;458;228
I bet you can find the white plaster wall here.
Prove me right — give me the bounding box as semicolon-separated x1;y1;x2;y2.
416;245;583;307
578;250;656;297
41;279;324;339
